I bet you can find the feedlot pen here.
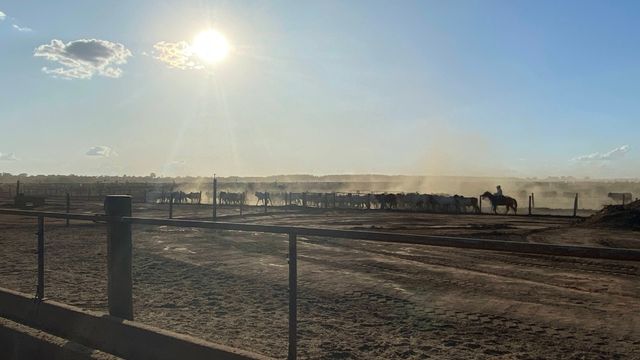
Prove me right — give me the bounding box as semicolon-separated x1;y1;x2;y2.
0;196;639;359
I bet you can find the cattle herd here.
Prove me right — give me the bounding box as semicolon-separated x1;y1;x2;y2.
145;189;481;213
328;192;479;213
150;191;203;204
221;191;481;213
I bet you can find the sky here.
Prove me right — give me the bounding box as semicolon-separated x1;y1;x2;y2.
1;0;639;178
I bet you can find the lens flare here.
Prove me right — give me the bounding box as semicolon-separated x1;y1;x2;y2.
191;29;230;64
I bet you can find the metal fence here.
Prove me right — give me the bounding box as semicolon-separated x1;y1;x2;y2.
1;195;640;360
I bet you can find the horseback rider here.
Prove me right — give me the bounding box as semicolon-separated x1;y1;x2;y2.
494;185;503;199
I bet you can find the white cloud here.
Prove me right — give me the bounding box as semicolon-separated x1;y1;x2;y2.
573;145;630;162
12;24;32;32
0;152;18;161
0;11;6;21
151;41;204;70
34;39;132;79
86;146;117;157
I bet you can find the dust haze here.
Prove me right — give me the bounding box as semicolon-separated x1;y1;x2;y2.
4;173;638;210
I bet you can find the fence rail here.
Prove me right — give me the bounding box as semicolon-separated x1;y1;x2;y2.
0;208;102;221
121;216;640;261
1;199;640;360
2;207;638;261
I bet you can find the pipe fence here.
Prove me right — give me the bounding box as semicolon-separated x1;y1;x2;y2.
1;195;640;359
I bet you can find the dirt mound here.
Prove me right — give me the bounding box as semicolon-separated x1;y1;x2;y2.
583;200;640;230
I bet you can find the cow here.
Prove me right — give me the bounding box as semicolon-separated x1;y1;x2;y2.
185;192;202;204
455;195;480;213
374;193;397;209
255;192;271;206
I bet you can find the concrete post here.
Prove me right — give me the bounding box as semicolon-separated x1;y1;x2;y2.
104;195;133;320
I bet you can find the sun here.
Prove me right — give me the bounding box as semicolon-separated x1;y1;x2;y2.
190;29;230;64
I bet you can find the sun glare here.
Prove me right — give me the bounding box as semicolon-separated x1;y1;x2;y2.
191;29;230;64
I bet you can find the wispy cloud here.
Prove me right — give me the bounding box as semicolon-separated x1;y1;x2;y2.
34;39;132;79
151;41;204;70
12;24;32;32
86;146;117;157
1;10;33;32
0;152;18;161
573;145;630;162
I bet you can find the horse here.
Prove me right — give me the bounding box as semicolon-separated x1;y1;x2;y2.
481;191;518;214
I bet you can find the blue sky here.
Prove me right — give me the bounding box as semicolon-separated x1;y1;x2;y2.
1;0;638;177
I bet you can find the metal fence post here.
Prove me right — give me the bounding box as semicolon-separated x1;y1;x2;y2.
169;193;174;219
264;192;268;214
66;193;70;227
213;176;217;220
531;192;535;208
104;195;133;320
240;192;245;216
36;216;45;300
288;232;298;360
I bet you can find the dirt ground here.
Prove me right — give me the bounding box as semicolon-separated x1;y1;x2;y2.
0;202;638;359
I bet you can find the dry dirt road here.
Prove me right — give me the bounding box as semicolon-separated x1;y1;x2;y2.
0;208;638;359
